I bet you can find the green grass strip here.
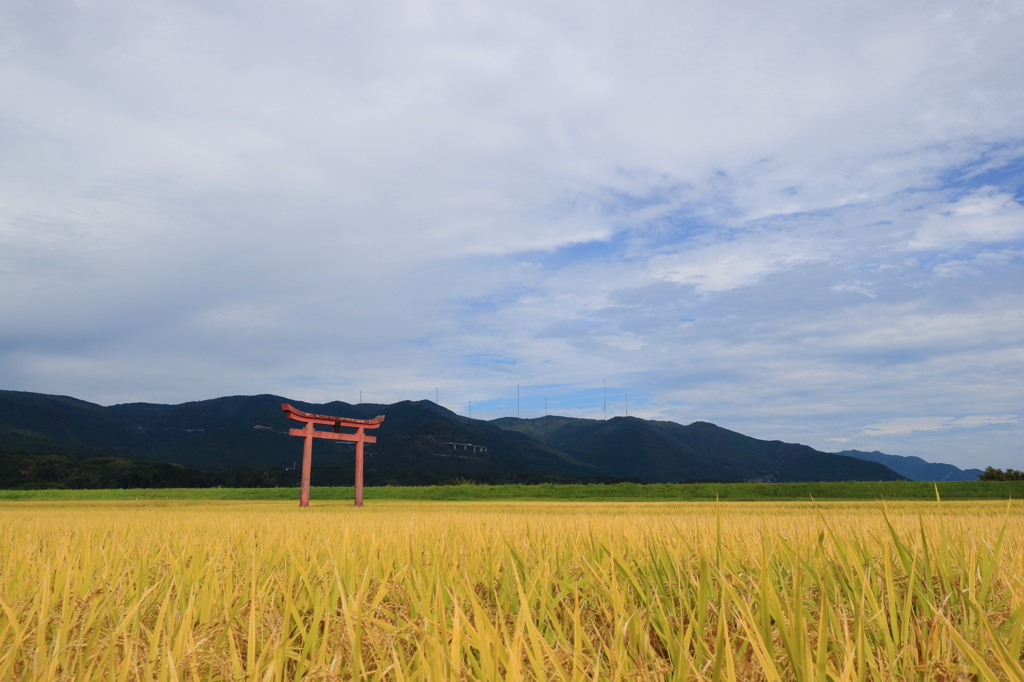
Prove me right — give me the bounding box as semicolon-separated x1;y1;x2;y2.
0;480;1020;501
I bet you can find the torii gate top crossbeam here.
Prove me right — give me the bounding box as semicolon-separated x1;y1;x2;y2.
282;403;385;428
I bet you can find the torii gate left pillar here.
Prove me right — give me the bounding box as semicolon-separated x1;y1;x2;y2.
282;403;384;507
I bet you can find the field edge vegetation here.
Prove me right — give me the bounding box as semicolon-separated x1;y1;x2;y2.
0;479;1021;501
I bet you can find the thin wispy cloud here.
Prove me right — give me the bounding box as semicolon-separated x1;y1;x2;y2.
1;0;1021;468
864;415;1019;436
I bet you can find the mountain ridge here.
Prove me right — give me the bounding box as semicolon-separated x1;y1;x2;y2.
0;389;920;483
492;415;905;483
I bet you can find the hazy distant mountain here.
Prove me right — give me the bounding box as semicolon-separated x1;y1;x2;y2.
493;415;906;483
833;450;982;482
1;389;907;483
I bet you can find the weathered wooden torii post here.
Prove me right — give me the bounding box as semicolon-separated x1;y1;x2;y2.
281;403;384;507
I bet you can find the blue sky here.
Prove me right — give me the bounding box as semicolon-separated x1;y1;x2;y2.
1;0;1022;469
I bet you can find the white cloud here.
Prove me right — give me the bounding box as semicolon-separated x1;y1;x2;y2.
648;229;833;293
863;417;955;436
933;249;1023;277
829;281;877;298
909;188;1024;250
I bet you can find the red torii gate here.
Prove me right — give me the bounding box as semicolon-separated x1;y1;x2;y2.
282;403;384;507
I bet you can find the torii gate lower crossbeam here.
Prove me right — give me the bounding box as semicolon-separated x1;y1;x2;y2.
281;403;384;507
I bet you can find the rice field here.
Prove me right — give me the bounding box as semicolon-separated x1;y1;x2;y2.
0;499;1022;680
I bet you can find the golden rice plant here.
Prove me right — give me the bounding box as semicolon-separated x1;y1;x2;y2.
0;499;1021;680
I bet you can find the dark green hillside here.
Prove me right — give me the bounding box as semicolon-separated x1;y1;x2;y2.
654;420;903;482
147;398;594;475
1;392;594;478
0;426;129;459
0;391;145;454
1;390;912;483
365;401;591;476
492;416;732;481
493;416;905;482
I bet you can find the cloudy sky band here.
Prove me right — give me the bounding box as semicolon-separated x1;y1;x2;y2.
1;0;1021;468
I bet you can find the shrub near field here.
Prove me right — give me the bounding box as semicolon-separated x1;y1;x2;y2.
0;500;1022;680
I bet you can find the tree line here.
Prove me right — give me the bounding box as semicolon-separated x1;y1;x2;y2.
0;451;288;490
978;466;1024;481
0;451;646;489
